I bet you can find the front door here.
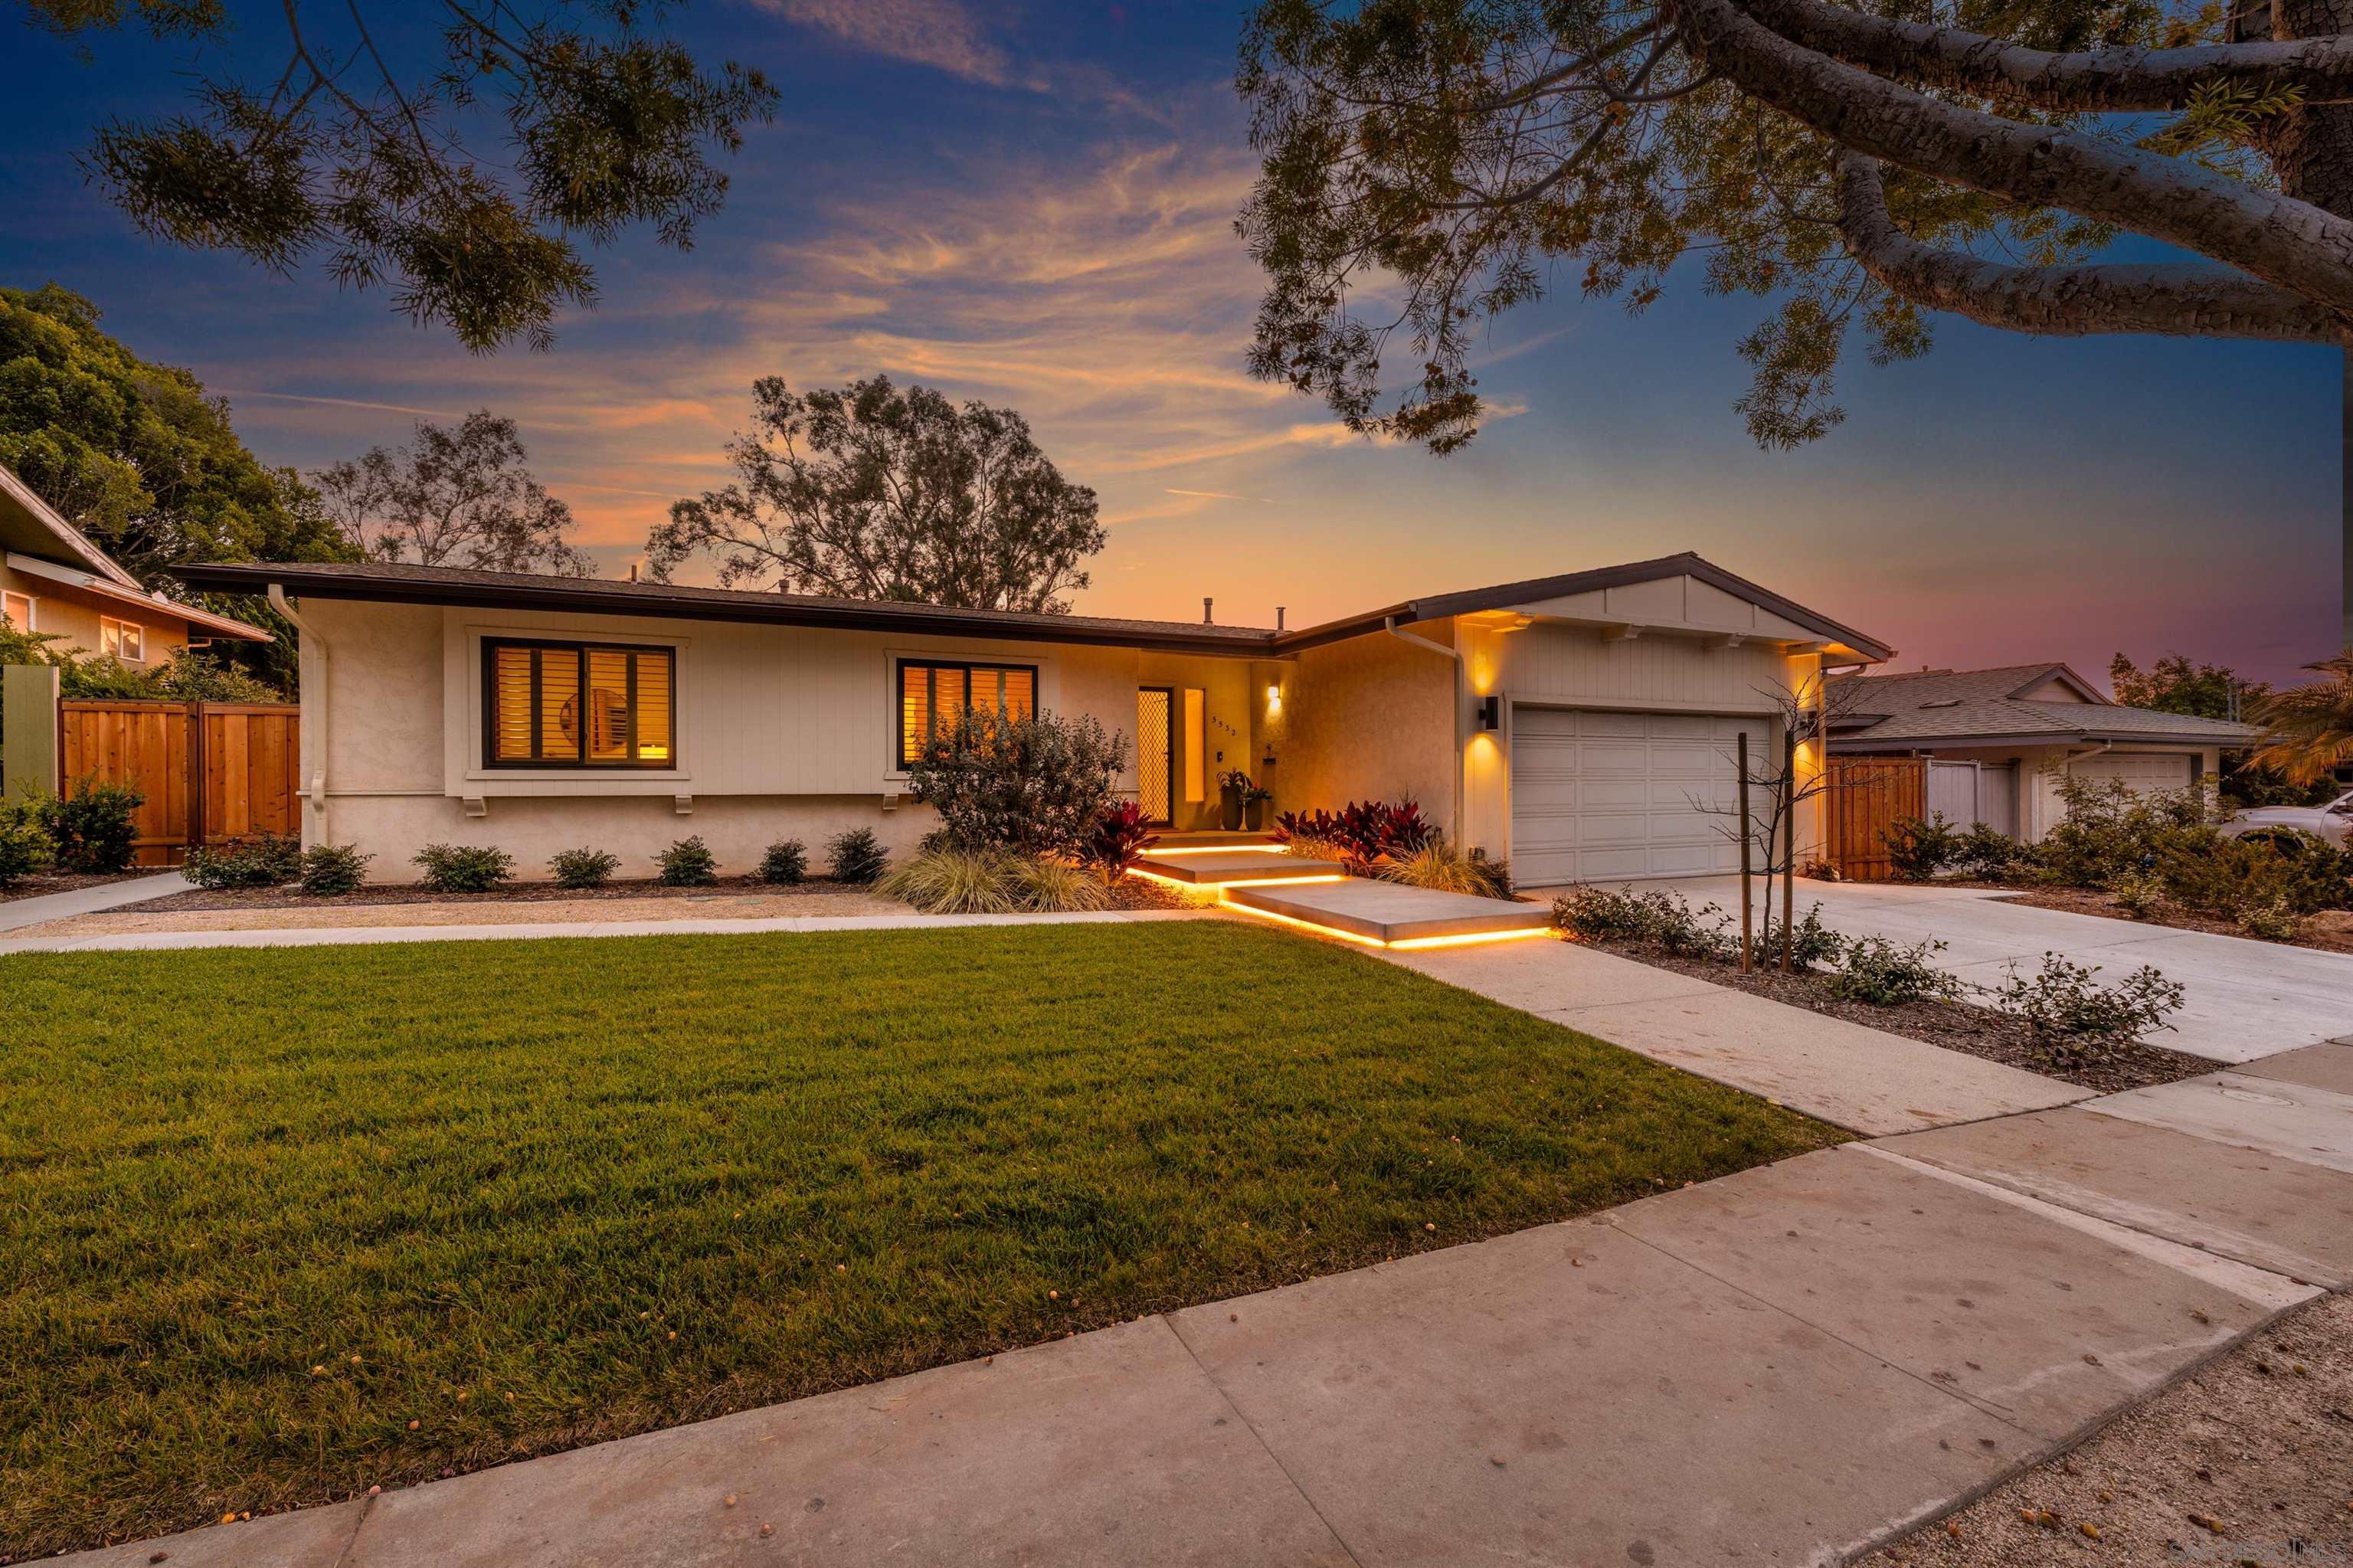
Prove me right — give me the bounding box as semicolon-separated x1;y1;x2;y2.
1137;686;1174;826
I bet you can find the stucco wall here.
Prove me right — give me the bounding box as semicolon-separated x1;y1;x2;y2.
296;597;1163;879
1281;629;1460;831
0;561;192;664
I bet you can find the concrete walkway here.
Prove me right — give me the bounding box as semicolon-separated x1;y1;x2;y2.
1385;935;2083;1134
69;1046;2353;1568
0;905;1220;954
1617;875;2353;1063
0;870;188;933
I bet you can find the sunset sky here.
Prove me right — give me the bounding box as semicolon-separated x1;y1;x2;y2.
0;1;2338;687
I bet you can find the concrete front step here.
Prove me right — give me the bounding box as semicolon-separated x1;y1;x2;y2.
1132;850;1345;885
1226;879;1551;944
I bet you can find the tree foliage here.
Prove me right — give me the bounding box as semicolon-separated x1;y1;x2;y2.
2108;650;2261;718
1236;0;2353;453
315;409;592;574
19;0;778;352
648;376;1108;614
2250;652;2353;787
0;284;350;583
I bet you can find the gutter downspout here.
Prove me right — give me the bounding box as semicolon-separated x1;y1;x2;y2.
1384;615;1468;847
267;584;328;846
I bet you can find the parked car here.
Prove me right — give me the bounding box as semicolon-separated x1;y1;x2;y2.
2226;788;2353;847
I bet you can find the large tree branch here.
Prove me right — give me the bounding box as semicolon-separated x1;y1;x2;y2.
1735;0;2353;110
1834;151;2352;341
1671;0;2353;315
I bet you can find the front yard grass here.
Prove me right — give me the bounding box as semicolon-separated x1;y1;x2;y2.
1;920;1838;1555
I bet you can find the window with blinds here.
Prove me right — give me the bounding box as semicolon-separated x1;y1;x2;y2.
485;640;676;768
896;660;1037;768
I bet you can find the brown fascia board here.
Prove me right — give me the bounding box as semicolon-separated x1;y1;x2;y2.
1271;552;1896;661
1831;727;2249;751
172;561;1284;658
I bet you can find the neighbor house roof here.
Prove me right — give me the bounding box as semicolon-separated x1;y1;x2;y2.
173;550;1892;663
1828;662;2258;748
2;463;272;641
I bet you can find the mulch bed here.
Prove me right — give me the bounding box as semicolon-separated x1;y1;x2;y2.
123;870;1196;915
0;870;164;905
1992;885;2353;955
1581;939;2216;1093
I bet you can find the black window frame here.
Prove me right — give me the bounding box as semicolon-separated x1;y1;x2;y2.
893;657;1039;771
481;637;679;771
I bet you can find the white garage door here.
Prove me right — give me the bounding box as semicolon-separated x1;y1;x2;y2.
1510;709;1768;885
2069;752;2197;794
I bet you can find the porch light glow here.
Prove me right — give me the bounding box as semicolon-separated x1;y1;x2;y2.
1265;683;1282;708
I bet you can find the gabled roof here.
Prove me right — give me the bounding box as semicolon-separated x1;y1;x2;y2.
1828;663;2257;747
173;551;1894;664
2;463;271;640
1273;552;1893;660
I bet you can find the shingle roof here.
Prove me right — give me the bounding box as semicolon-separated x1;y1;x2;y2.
1829;663;2257;746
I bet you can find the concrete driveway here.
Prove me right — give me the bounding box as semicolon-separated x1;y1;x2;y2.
1612;876;2353;1064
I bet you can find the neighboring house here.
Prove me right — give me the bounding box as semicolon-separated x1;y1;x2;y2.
0;464;270;661
172;552;1892;885
1826;663;2257;840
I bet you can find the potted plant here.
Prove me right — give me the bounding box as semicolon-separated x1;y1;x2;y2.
1242;784;1273;832
1219;769;1252;831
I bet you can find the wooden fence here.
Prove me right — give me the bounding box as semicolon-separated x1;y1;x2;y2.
1826;755;1925;882
58;700;300;866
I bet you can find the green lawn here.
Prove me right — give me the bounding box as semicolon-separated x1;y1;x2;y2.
0;921;1838;1554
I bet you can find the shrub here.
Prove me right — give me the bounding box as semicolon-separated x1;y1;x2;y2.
299;843;371;895
1988;954;2185;1069
1771;902;1844;971
1882;812;1962;881
414;843;515;893
1283;832;1350;863
1273;800;1437;866
1006;854;1114;912
1082;800;1159;882
1951;822;2024;880
657;836;719;886
902;707;1125;856
758;838;808;885
2159;828;2351;921
2108;869;2168;920
1826;935;1961;1006
183;832;303;889
828;827;889;885
1799;856;1841;881
550;847;621;889
1380;840;1512;898
2237;896;2305;941
879;848;1023;913
41;777;145;873
2034;774;2206;889
0;794;53;889
1550;884;1736;961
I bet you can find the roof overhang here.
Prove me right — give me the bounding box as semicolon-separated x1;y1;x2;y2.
1272;552;1893;662
1830;728;2253;751
0;466;145;589
8;554;272;640
172;561;1277;658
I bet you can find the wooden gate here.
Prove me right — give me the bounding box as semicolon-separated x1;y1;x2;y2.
58;699;300;866
1827;755;1925;882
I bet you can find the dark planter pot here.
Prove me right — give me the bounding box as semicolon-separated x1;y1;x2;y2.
1243;797;1267;832
1219;785;1244;831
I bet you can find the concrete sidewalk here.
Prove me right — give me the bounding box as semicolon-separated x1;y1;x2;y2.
66;1046;2353;1568
0;871;188;933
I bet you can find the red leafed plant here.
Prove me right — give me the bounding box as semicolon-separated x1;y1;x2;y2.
1084;800;1160;882
1274;799;1437;866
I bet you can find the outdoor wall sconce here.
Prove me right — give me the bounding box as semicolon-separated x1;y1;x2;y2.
1475;695;1500;732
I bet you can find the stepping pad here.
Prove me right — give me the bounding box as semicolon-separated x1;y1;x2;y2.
1226;879;1550;944
1134;851;1344;885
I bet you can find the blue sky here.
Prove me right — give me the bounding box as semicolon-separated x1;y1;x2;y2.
0;0;2337;686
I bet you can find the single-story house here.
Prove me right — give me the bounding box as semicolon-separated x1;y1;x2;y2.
1825;662;2258;840
171;552;1893;885
0;463;270;660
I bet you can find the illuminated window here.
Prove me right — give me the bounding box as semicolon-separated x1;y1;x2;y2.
100;617;144;661
2;591;31;630
484;639;676;768
896;659;1036;768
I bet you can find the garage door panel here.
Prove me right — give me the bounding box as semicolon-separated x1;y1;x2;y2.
1512;706;1766;884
